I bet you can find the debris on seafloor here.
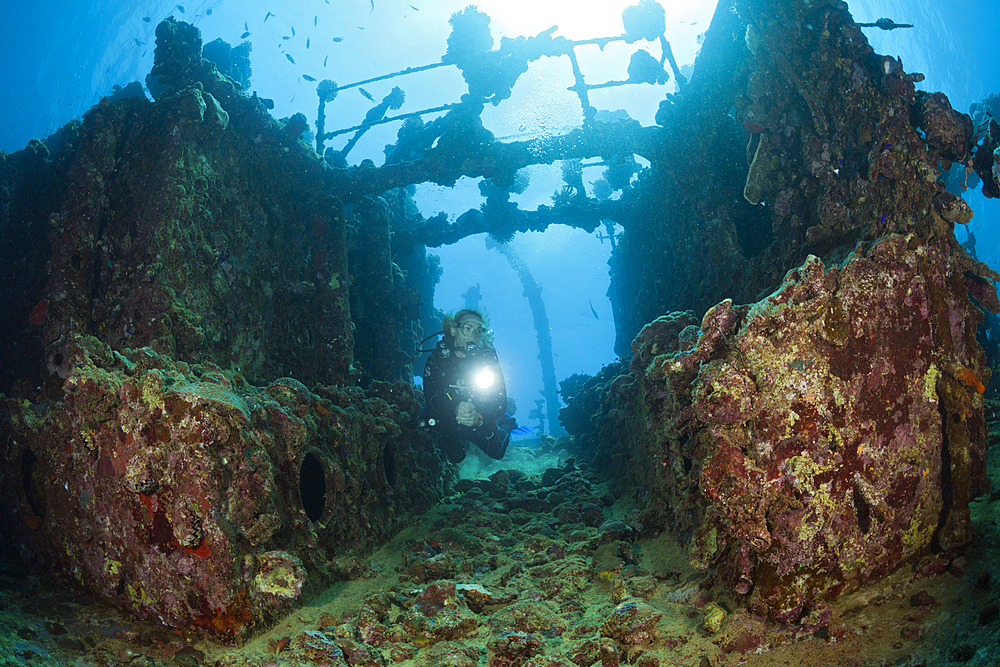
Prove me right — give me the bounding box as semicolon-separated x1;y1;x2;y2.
4;445;998;666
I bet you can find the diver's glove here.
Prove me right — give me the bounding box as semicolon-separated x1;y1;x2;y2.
456;400;478;426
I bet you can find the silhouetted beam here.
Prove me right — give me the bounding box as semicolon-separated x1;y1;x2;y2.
323;122;663;203
391;197;626;250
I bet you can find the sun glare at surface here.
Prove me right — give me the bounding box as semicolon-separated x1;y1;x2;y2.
476;0;717;54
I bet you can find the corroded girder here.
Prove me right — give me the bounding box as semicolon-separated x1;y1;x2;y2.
323;122;664;204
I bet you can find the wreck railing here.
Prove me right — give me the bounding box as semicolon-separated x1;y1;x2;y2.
314;2;685;159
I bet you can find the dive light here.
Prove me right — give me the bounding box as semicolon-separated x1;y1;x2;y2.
475;368;495;389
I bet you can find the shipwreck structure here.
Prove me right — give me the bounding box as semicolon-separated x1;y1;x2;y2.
0;0;997;649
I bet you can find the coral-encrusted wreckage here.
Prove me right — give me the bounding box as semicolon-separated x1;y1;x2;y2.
1;0;999;654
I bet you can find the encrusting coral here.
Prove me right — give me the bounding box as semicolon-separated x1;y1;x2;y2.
1;336;445;643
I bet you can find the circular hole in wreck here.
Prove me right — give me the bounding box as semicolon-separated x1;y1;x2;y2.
298;451;327;522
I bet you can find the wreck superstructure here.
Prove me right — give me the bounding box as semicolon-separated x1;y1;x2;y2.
0;0;997;652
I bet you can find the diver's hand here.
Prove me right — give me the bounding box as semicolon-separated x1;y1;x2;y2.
456;401;478;426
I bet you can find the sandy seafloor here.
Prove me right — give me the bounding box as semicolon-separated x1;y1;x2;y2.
2;415;999;667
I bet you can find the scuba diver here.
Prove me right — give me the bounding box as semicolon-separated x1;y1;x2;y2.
418;309;513;463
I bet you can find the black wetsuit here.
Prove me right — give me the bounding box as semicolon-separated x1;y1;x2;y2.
420;340;511;463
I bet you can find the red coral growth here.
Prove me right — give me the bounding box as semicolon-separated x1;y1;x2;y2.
29;299;48;325
191;587;253;644
956;365;986;394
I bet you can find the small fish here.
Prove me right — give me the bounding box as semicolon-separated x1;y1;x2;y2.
409;4;419;9
134;38;145;46
244;21;249;31
370;0;374;11
357;26;364;29
176;4;185;13
286;53;295;64
314;15;318;26
332;36;342;42
264;11;274;22
291;26;295;36
359;87;375;102
282;35;290;39
303;74;316;81
143;16;151;22
306;38;310;48
241;31;251;38
324;55;329;66
589;300;599;319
